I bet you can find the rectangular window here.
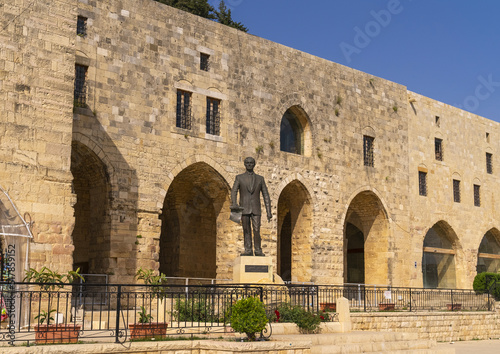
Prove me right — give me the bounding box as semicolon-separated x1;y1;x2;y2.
435;138;443;161
200;53;210;71
77;16;87;37
486;153;493;174
453;179;461;203
363;135;374;167
176;90;191;129
206;97;220;135
435;116;440;127
474;184;481;207
486;132;490;143
418;171;427;196
74;64;88;107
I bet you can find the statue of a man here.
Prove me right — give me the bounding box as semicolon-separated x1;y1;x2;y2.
231;157;272;256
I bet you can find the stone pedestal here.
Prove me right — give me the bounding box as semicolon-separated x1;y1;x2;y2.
233;256;273;283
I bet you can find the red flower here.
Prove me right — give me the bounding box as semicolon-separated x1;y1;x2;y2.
274;310;280;322
320;315;325;320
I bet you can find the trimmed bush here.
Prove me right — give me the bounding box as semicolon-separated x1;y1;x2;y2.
473;272;500;300
230;297;268;341
274;303;322;333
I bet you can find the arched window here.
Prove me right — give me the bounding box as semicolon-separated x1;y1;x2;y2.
477;230;500;273
280;109;303;154
280;106;311;155
422;223;456;289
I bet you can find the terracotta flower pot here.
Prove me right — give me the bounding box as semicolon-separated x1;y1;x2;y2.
34;324;81;344
378;303;395;311
319;302;336;311
129;322;168;340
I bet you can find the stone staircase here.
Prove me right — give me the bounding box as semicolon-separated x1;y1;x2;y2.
273;331;455;353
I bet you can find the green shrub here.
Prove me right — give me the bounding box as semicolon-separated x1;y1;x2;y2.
473;272;500;300
274;303;322;333
230;297;268;341
173;296;217;322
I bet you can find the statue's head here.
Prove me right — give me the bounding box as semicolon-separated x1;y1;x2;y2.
244;157;255;170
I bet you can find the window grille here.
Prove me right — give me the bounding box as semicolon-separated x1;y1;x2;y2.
474;184;481;207
418;171;427;196
77;16;87;37
200;53;210;71
453;179;460;203
74;64;88;107
435;138;443;161
206;97;220;135
363;135;374;167
486;153;493;174
175;90;191;129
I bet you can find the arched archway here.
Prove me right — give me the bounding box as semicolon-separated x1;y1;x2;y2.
280;106;311;156
71;141;111;274
477;228;500;273
159;162;232;279
343;191;390;285
277;180;312;282
422;221;458;288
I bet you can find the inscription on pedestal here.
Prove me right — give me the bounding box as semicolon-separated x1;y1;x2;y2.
245;265;269;273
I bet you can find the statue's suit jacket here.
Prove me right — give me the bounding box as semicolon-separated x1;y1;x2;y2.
231;172;271;216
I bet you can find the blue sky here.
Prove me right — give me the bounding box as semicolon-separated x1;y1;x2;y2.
220;0;500;123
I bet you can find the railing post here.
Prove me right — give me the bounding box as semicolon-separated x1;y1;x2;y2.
115;285;122;343
363;285;366;312
487;290;491;311
409;288;412;312
450;289;453;311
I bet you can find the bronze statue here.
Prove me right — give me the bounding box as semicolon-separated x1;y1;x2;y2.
231;157;272;256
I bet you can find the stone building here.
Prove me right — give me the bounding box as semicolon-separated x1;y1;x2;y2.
1;0;498;288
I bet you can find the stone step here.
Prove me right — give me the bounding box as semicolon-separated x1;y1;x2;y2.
274;331;455;354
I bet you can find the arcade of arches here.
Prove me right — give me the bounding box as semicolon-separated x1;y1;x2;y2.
69;154;500;287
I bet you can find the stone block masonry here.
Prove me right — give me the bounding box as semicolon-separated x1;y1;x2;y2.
0;0;498;289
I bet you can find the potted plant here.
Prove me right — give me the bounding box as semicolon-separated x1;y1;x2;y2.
319;302;336;311
34;310;81;344
25;267;84;344
129;306;168;340
378;302;395;311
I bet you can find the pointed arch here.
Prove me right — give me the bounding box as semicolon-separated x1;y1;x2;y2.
277;179;313;282
70;139;112;274
422;220;461;289
159;161;235;279
477;228;500;274
342;188;391;285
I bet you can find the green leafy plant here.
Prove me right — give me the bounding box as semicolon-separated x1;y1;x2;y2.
269;141;275;149
24;267;84;290
473;272;500;300
34;309;56;325
230;297;268;341
255;145;264;154
138;306;153;324
335;108;339;116
393;105;398;112
135;268;168;299
336;95;342;106
173;297;218;322
273;303;322;333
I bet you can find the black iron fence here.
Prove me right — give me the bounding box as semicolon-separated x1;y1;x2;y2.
0;281;494;345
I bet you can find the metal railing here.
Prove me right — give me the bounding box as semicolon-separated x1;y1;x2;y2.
0;282;494;345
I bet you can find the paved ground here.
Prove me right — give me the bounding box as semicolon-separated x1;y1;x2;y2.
436;339;500;354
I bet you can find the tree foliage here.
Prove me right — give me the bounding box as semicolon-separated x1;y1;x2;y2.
157;0;248;32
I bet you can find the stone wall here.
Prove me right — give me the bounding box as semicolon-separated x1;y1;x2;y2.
0;0;498;287
351;309;500;341
0;0;76;272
